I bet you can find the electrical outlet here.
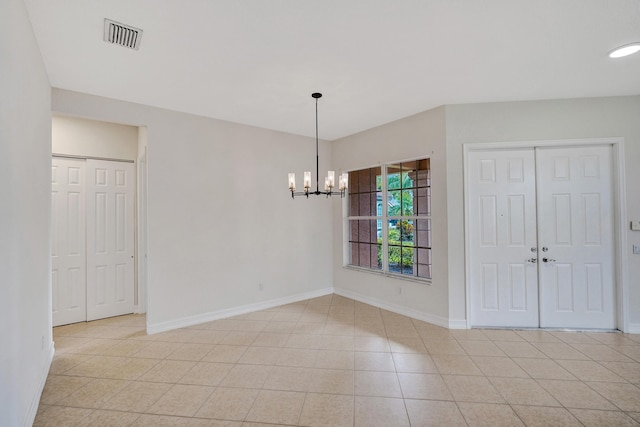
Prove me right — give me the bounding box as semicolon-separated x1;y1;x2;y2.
634;244;640;255
631;221;640;231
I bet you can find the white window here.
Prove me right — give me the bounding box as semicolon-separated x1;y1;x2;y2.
346;158;431;280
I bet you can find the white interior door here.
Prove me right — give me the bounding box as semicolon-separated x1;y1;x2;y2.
536;146;615;329
468;149;539;327
51;158;87;327
86;159;135;321
468;145;616;329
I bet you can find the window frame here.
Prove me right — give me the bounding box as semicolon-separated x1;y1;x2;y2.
343;157;432;284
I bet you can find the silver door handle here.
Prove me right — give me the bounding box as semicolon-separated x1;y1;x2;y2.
542;257;556;263
527;258;537;264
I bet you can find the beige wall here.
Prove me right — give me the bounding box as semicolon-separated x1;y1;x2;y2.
52;115;138;160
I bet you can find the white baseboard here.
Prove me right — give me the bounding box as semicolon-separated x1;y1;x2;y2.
147;287;334;334
334;287;463;329
147;286;469;335
627;323;640;334
25;341;54;427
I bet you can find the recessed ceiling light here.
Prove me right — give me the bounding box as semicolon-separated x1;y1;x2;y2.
609;42;640;58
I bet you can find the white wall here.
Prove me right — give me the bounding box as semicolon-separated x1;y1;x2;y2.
445;96;640;330
52;89;334;332
331;106;452;326
52;115;138;160
0;0;53;425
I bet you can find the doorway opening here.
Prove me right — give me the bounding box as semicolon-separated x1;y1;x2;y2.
51;115;148;326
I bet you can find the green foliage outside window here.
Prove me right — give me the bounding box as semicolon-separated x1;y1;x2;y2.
378;227;414;268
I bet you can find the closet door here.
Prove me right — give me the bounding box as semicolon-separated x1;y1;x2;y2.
86;160;135;321
51;158;87;327
536;146;615;329
468;149;539;327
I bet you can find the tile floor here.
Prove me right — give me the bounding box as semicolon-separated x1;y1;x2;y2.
35;294;640;426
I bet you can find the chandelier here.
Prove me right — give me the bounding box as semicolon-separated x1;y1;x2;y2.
288;93;348;198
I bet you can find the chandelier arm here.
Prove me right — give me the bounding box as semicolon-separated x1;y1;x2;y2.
290;189;345;199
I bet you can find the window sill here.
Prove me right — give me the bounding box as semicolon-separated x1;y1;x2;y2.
342;265;432;285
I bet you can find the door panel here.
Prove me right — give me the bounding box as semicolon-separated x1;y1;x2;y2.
51;158;87;326
468;149;539;327
86;160;135;321
536;146;615;329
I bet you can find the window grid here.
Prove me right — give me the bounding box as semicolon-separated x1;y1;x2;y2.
346;159;431;280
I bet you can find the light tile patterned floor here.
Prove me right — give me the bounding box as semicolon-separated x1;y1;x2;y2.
35;295;640;426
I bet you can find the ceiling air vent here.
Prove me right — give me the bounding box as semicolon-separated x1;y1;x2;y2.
104;19;142;50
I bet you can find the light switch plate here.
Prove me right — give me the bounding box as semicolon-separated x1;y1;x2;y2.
631;221;640;231
634;244;640;254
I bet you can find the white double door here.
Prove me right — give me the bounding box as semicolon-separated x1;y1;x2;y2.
468;145;615;329
52;157;135;327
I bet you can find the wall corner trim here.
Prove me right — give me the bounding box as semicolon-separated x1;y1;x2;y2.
25;342;55;427
146;288;334;334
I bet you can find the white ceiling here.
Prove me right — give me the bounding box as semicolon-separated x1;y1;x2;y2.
24;0;640;140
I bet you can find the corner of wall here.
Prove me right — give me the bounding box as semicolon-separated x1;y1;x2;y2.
333;287;451;328
147;287;333;334
24;342;55;427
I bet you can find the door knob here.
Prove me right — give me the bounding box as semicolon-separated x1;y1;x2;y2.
542;257;556;263
527;258;537;264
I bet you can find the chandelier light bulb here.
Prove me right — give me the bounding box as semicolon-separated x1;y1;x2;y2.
327;171;335;188
303;171;311;189
288;172;295;191
339;172;348;191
